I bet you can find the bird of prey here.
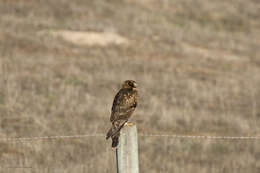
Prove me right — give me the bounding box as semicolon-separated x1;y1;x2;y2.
106;80;138;148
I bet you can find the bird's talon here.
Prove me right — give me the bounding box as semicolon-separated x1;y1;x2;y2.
125;122;134;126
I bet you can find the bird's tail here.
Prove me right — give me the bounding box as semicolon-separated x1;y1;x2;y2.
106;120;128;140
112;136;119;148
106;127;113;140
106;127;120;148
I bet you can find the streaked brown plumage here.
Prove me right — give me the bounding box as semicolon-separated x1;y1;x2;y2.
106;80;138;148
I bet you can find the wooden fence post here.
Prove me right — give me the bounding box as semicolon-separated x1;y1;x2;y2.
116;125;139;173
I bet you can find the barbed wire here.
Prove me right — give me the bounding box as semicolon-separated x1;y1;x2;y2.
0;134;104;143
0;133;260;143
139;134;260;140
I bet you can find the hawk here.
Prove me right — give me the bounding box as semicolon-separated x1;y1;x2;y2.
106;80;138;148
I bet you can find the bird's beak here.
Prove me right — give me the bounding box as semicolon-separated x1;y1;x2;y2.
133;82;137;88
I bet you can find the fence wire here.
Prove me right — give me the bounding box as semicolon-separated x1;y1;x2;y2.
0;133;260;143
139;134;260;140
0;134;104;143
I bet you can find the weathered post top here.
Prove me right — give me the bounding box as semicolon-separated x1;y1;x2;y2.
116;125;139;173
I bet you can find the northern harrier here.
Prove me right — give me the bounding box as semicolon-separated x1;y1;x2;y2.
106;80;138;148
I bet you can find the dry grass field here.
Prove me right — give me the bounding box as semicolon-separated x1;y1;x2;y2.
0;0;260;172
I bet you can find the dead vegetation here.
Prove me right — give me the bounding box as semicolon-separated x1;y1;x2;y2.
0;0;260;172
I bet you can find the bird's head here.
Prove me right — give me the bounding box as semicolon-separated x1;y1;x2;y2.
122;80;137;89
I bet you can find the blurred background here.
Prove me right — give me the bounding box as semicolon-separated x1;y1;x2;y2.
0;0;260;172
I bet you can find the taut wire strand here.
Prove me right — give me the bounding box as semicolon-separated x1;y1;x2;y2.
0;134;105;143
0;133;260;143
138;134;260;140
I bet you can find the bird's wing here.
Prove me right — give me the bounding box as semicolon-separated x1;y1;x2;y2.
110;89;137;122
